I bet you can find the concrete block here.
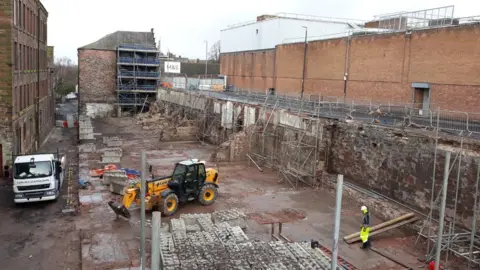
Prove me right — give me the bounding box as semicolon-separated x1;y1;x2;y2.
266;262;288;270
103;136;121;144
79;143;96;153
107;140;122;147
214;221;231;229
197;217;215;232
185;224;201;233
102;148;122;157
101;156;121;163
229;259;250;269
161;251;180;267
103;170;128;185
170;219;186;234
212;208;247;229
227;226;249;243
285;242;311;260
179;213;212;226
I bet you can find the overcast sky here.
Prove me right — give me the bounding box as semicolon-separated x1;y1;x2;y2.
40;0;477;63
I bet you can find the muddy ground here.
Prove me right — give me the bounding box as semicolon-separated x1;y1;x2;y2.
76;116;434;269
0;126;81;270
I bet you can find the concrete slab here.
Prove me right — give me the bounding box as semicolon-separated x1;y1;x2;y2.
81;232;130;269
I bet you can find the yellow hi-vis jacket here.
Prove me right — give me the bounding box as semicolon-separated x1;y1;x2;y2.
360;209;371;243
360;226;370;243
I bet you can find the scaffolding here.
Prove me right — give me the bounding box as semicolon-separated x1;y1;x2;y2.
374;5;456;31
116;44;160;114
415;108;480;268
244;93;321;188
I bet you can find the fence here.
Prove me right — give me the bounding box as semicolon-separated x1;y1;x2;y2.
186;88;480;138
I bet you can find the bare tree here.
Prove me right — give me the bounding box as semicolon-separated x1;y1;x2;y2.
209;41;221;63
52;57;77;96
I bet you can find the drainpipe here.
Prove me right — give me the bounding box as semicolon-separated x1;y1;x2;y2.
343;31;351;100
77;49;80;142
36;1;40;150
301;26;308;99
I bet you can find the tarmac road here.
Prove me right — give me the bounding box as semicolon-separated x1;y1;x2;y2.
0;119;80;269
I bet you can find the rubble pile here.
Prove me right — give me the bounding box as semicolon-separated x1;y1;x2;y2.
135;101;196;132
160;209;340;270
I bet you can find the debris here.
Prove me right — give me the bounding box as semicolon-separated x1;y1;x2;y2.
247;154;263;172
89;164;119;177
78;179;91;189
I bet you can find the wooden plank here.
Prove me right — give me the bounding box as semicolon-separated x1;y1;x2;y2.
345;217;420;244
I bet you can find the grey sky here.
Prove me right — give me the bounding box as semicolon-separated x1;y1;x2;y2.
41;0;477;63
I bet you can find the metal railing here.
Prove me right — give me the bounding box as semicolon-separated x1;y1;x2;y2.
118;71;160;78
184;87;480;138
118;57;160;65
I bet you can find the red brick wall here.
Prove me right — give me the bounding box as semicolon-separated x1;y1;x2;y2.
221;24;480;112
221;50;275;93
78;49;116;108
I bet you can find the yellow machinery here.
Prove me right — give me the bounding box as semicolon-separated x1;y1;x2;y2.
108;159;219;218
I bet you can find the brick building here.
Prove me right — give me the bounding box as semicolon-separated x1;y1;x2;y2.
0;0;55;168
220;11;480;113
78;29;158;117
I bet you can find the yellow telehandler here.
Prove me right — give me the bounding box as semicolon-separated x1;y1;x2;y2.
108;159;219;218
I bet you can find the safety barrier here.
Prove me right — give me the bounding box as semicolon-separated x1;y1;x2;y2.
118;44;157;50
200;88;480;138
118;57;160;65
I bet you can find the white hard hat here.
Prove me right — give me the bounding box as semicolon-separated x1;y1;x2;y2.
361;206;367;211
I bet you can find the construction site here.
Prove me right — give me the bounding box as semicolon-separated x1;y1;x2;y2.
71;4;480;270
73;85;480;269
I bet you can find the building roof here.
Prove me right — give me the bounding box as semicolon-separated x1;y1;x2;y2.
15;154;55;163
78;30;156;51
178;159;206;166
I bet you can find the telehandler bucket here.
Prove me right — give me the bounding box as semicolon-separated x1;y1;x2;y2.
108;200;131;219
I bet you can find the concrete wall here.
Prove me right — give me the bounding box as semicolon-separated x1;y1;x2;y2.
157;89;480;229
78;49;116;115
221;24;480;112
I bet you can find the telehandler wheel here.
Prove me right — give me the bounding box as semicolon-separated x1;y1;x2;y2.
198;184;217;206
161;193;179;216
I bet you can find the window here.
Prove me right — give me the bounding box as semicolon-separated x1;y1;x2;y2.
13;42;17;70
23;45;26;70
14;161;53;179
19;85;23;111
26;7;29;33
22;3;25;30
13;0;17;26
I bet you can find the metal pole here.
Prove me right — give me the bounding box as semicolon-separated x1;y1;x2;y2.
434;151;451;270
467;161;480;270
427;107;441;253
151;211;161;270
301;26;307;99
140;151;146;270
331;174;344;270
204;40;208;77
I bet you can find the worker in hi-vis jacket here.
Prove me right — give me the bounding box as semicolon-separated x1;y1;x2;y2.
360;205;371;249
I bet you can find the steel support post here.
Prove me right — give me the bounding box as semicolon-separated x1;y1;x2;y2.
468;161;480;270
435;151;451;270
151;211;161;270
140;151;146;270
331;174;344;270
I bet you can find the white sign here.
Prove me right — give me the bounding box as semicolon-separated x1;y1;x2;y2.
164;61;181;74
